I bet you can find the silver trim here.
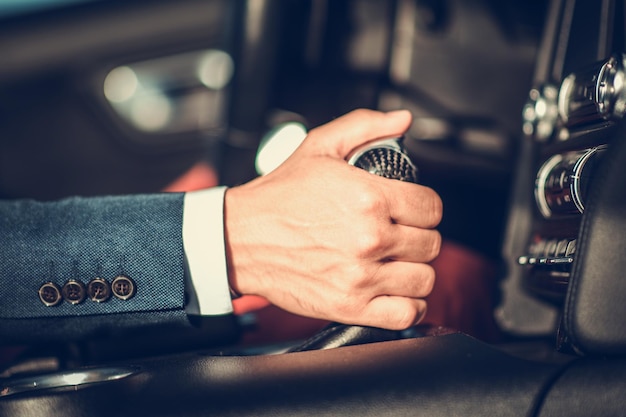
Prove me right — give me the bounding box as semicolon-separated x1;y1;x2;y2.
571;145;607;213
1;366;139;397
534;153;563;218
597;53;626;119
518;256;573;266
346;137;404;166
534;146;606;218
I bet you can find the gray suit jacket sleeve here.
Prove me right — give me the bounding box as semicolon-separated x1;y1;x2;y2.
0;192;192;343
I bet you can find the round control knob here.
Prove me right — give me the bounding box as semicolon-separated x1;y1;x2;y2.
597;53;626;119
558;53;626;127
522;84;559;141
535;146;606;218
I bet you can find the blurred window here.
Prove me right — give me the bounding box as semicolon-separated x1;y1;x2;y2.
103;49;234;135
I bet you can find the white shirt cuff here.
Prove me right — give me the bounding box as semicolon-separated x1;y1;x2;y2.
182;186;233;316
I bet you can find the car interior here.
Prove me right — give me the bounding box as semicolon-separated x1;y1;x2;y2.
1;0;626;415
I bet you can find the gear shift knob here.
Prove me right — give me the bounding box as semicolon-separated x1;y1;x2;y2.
347;137;418;183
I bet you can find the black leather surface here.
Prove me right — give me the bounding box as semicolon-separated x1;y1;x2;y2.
563;119;626;355
287;322;404;352
287;323;459;352
538;356;626;416
0;334;566;417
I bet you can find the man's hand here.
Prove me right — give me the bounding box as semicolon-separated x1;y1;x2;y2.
224;109;443;330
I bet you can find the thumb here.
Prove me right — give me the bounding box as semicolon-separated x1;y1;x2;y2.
303;109;413;159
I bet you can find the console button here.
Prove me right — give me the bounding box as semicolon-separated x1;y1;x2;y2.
544;239;558;257
555;239;569;257
566;239;577;256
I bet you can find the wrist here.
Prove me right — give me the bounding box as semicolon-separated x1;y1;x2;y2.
223;185;257;298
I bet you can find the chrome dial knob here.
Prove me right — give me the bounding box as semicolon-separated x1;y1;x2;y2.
558;53;626;127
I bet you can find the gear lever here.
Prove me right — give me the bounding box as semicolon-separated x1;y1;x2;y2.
288;137;421;352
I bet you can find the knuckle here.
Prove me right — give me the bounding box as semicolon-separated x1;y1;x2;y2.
354;185;383;214
338;263;367;290
349;189;388;257
340;263;374;292
419;265;436;295
394;306;421;330
422;187;443;227
332;295;360;319
353;231;385;258
348;108;372;119
425;231;443;262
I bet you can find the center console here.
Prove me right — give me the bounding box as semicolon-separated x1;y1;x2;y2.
520;53;624;303
496;0;626;339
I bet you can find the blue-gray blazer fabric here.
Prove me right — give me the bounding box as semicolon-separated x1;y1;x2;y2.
0;193;191;342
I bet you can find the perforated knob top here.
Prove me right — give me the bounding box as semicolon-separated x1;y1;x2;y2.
347;137;418;183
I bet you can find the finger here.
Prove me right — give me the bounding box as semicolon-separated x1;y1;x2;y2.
380;226;442;263
378;180;443;229
370;261;436;298
354;297;428;330
305;109;413;159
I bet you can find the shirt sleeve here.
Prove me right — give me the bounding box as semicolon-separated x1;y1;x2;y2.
182;186;234;316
